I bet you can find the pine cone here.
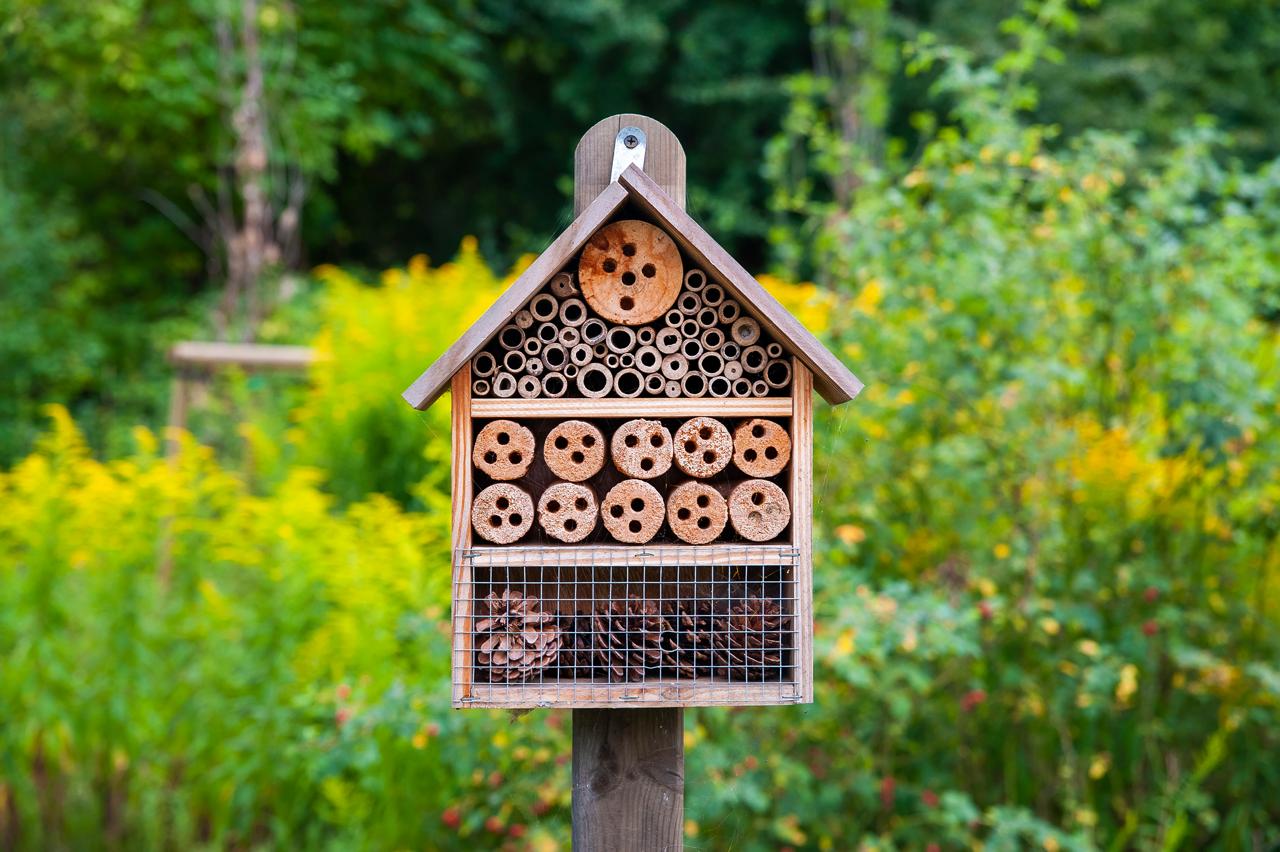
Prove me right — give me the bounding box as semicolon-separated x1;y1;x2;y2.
556;612;596;679
475;589;561;683
593;596;668;682
660;600;717;678
710;596;791;681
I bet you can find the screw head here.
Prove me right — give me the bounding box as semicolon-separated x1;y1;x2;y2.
624;134;639;149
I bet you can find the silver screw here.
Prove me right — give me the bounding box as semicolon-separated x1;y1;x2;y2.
624;134;639;149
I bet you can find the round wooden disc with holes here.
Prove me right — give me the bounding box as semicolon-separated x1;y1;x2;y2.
472;420;535;480
472;483;535;544
610;419;673;479
732;419;792;477
578;220;683;325
673;416;733;478
666;481;727;545
728;479;790;542
600;479;665;544
538;482;597;543
543;420;606;482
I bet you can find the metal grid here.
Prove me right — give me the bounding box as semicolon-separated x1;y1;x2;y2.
454;545;800;708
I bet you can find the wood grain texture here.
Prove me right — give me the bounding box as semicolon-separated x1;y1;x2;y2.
168;341;317;370
617;164;864;406
470;396;792;419
459;681;802;710
464;543;798;568
451;365;475;704
791;359;815;703
574;114;686;216
402;182;630;410
573;708;684;851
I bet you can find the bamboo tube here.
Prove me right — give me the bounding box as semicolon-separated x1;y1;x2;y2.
677;291;702;316
514;309;534;329
730;316;760;346
570;343;593;367
593;343;608;358
728;479;790;542
472;350;498;378
605;353;620;369
717;300;742;324
491;372;517;397
645;373;666;395
471;483;534;544
701;283;725;307
655;326;682;354
680;372;707;398
661;354;689;380
517;375;542;399
636;326;656;347
708;375;732;397
741;345;767;374
696;307;718;329
549;271;577;298
766;342;784;359
472;378;491;396
673;416;732;477
563;364;579;379
764;359;792;388
614;368;644;398
723;359;743;380
472;419;535;480
664;309;683;328
600;479;665;544
721;341;741;361
751;379;769;397
700;327;725;352
680;337;703;361
634;345;662;374
664;380;681;398
732;378;751;397
526;357;544;377
581;317;608;345
503;349;526;373
577;363;613;398
684;268;707;291
559;297;587;327
542;343;568;372
619;352;635;368
680;319;700;339
558;325;581;347
522;337;543;357
538;482;597;543
698;351;725;377
537;322;558;343
542;372;569;398
610;418;673;478
606;325;637;353
498;324;525;350
529;293;559;323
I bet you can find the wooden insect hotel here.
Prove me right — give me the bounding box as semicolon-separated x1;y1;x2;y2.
403;118;863;709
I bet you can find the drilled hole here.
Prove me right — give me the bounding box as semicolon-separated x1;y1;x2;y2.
483;451;497;464
610;505;624;518
628;520;642;533
509;513;522;526
749;510;762;524
546;500;562;513
744;449;757;462
555;436;569;450
630;498;645;512
752;424;765;438
603;258;617;273
625;434;639;448
496;497;510;510
684;440;697;453
620;296;635;311
642;263;656;277
765;447;778;460
575;498;588;511
564;519;577;532
702;451;715;464
640;458;654;471
489;515;502;527
649;434;663;447
582;435;596;448
496;432;510;445
621;271;636;286
751;492;765;505
697;516;711;529
509;451;522;464
699;426;712;439
571;451;585;464
696;494;710;508
622;243;636;256
677;507;691;521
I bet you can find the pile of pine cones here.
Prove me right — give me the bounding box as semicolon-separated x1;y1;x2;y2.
474;588;791;684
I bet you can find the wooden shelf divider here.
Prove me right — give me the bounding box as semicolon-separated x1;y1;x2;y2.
470;396;792;419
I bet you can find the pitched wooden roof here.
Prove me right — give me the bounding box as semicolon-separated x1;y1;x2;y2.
402;164;864;409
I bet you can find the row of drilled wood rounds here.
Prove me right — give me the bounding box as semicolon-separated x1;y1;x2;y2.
471;417;792;545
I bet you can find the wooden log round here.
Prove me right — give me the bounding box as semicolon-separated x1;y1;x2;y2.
544;420;606;481
728;479;791;542
730;316;761;347
684;268;707;292
550;271;578;298
765;359;792;389
472;350;498;378
492;372;517;398
513;309;534;329
578;220;683;325
530;293;559;323
600;479;665;544
707;375;732;397
677;291;702;316
666;481;727;545
655;326;682;354
473;419;536;480
717;300;742;324
542;372;569;398
498;324;525;351
581;317;608;345
472;483;535;544
559;297;588;328
741;345;767;374
576;363;613;398
538;482;597;543
645;373;666;395
614;368;645;398
634;345;662;374
610;419;673;479
733;418;792;477
673;416;732;478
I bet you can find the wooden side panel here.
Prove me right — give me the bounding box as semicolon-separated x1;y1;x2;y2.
791;360;815;703
617;164;864;406
451;364;474;705
574;114;686;216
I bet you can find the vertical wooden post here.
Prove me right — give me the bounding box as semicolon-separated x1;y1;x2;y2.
571;115;687;851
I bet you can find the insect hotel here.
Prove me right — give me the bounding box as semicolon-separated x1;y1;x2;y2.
402;120;862;710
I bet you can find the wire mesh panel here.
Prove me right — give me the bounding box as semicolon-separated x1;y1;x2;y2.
453;545;801;708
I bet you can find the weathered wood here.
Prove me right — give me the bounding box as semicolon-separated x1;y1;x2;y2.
464;543;798;568
573;709;685;850
617;164;864;405
470;396;792;419
168;341;317;370
791;359;815;703
451;365;475;704
461;681;801;710
574;114;686;215
402;182;631;410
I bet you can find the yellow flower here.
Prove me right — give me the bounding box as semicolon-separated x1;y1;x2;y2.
904;170;928;188
1116;664;1139;705
1040;617;1061;636
1089;753;1111;779
836;524;866;545
1078;639;1100;657
853;279;884;315
993;543;1011;559
1043;836;1060;852
685;820;699;838
834;629;856;657
1075;808;1098;827
901;627;919;653
411;731;428;749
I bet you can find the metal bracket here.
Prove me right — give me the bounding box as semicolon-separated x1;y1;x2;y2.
610;125;647;183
